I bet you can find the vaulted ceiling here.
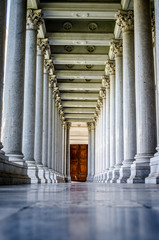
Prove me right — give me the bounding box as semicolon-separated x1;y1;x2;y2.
28;0;133;123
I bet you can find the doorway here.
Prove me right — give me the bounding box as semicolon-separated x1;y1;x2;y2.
70;144;88;182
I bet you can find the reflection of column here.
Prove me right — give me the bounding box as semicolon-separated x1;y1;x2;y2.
22;9;43;182
34;39;48;183
65;122;71;182
146;1;159;184
116;10;136;183
91;122;95;180
0;0;7;155
106;61;116;182
105;77;110;182
87;123;92;181
2;1;26;164
110;40;123;183
128;0;156;183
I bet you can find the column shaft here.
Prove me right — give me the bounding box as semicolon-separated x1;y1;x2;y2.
128;0;156;183
3;0;26;163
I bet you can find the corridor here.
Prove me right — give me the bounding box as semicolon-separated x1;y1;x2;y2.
0;183;159;240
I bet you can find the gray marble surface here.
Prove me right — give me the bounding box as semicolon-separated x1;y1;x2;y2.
0;183;159;240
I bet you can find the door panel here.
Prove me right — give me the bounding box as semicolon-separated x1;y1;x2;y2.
70;144;88;182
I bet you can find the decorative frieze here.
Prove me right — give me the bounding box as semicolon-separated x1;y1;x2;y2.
26;9;43;30
105;60;115;75
116;10;134;33
110;39;123;57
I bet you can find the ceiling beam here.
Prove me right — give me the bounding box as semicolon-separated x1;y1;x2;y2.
66;118;93;123
58;83;101;91
63;108;95;113
62;101;97;108
40;2;121;19
61;93;99;100
65;113;94;118
52;54;108;65
47;33;114;46
55;70;104;79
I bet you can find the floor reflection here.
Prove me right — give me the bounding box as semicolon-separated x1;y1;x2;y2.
0;183;159;240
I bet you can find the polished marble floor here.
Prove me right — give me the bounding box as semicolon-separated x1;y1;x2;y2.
0;183;159;240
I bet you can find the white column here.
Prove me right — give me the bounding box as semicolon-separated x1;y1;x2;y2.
47;76;54;183
110;40;124;183
106;61;116;182
116;11;136;183
146;1;159;184
2;1;26;164
34;39;47;183
87;123;92;181
66;122;71;182
62;121;65;178
105;77;110;182
51;87;56;182
91;122;95;180
0;0;7;156
22;9;43;182
128;0;156;183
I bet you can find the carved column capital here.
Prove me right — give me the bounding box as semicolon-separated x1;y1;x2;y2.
105;77;110;89
99;88;106;99
102;76;109;88
105;60;115;75
91;122;95;130
110;39;123;57
67;122;72;130
26;9;43;30
87;122;92;131
44;59;54;74
37;38;49;55
116;10;134;33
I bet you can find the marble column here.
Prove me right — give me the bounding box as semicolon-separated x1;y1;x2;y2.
52;86;57;182
0;0;6;156
34;39;48;183
116;11;136;183
128;0;156;183
62;121;66;178
105;77;110;182
22;9;43;182
87;123;92;182
101;79;107;182
110;40;123;183
42;60;53;182
106;61;116;182
91;122;95;180
47;76;54;183
146;0;159;184
2;1;26;164
65;122;71;182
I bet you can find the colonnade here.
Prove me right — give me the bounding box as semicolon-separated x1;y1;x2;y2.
0;1;71;184
91;0;159;184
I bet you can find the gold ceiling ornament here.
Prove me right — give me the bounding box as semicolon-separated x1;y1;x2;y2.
88;22;98;31
63;22;73;31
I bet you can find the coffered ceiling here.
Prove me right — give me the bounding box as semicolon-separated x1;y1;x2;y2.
27;0;133;123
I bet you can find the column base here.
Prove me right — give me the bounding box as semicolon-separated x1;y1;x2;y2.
37;165;47;183
5;153;25;166
145;154;159;184
26;161;41;183
49;170;56;183
65;176;71;183
117;166;131;183
127;159;151;183
0;158;31;185
110;168;120;183
107;169;113;183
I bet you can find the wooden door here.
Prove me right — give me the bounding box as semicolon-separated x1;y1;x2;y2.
70;144;88;182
